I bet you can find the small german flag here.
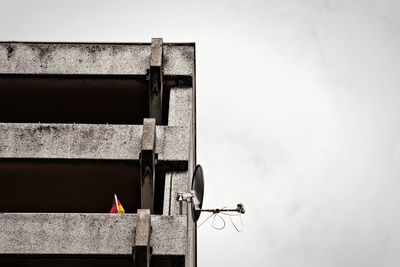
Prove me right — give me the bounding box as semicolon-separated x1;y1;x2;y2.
110;194;125;214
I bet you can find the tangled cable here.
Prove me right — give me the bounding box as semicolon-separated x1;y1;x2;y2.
196;206;244;232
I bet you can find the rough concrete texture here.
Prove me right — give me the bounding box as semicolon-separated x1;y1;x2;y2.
0;213;186;256
169;172;191;216
0;123;188;164
166;87;194;215
141;119;156;151
0;42;194;76
161;126;189;162
162;87;193;216
135;209;151;247
168;88;193;128
150;39;163;67
151;215;186;255
163;172;172;215
168;86;196;267
163;45;194;76
161;172;189;216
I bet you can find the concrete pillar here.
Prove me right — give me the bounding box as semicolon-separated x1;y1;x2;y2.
140;118;156;212
134;209;151;267
149;38;163;124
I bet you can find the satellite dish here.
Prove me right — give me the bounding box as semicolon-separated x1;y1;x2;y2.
191;165;204;222
176;164;244;229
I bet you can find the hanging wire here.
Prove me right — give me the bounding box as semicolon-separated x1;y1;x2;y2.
220;210;244;233
211;213;226;230
207;206;227;231
188;212;215;232
228;212;244;232
188;205;245;232
197;212;215;228
199;206;244;232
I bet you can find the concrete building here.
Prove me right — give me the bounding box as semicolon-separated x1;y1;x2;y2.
0;39;196;267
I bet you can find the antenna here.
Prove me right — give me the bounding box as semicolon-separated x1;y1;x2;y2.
176;164;245;225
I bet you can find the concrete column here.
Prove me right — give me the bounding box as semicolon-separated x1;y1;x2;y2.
140;119;156;212
134;209;152;267
149;38;163;124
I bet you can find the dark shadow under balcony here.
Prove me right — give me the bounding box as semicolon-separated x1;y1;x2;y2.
0;75;149;125
0;159;166;214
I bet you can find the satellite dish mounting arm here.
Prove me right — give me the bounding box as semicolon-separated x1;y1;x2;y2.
176;165;245;221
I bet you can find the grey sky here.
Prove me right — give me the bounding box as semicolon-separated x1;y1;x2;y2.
1;0;400;266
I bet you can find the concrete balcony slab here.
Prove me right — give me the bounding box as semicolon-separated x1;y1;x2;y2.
0;42;194;76
0;213;186;256
0;123;189;168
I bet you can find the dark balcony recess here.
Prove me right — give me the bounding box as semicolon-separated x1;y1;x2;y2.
0;75;149;125
0;160;166;214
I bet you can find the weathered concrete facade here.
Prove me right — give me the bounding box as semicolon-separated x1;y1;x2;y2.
0;40;196;267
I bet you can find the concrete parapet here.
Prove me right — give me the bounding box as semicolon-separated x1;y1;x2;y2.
0;42;194;76
0;213;186;256
0;123;188;168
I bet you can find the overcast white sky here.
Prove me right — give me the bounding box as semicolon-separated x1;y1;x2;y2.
1;0;400;266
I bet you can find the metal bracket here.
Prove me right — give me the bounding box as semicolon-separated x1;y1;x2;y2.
176;191;194;215
149;38;163;124
133;209;152;267
176;191;194;202
140;118;156;213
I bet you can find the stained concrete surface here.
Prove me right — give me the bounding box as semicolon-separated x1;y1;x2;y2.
0;213;186;256
0;42;194;76
0;41;195;267
0;123;189;166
